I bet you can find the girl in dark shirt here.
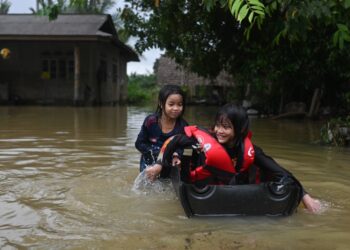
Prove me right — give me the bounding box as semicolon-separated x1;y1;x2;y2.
135;84;188;172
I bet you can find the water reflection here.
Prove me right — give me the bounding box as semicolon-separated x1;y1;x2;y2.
0;106;349;249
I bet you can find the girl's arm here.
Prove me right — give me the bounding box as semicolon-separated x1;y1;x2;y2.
145;119;188;180
254;145;321;213
135;115;158;155
135;123;152;154
173;118;189;159
253;145;292;179
145;163;162;181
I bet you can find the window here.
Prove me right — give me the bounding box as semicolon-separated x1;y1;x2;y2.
50;60;57;79
41;50;74;80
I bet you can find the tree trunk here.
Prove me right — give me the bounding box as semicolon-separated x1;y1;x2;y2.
308;88;320;117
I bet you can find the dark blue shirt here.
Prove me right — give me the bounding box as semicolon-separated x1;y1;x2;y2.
135;113;188;171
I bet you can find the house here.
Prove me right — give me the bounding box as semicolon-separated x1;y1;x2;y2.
0;14;138;105
154;55;234;104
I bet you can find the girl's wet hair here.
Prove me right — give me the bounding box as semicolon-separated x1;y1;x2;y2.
156;84;186;117
215;103;249;146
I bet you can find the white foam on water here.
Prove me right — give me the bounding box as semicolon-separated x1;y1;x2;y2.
132;168;173;196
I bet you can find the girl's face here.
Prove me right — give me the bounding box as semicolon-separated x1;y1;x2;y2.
162;94;183;119
214;118;235;146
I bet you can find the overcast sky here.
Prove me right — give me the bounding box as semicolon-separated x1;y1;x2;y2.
8;0;162;75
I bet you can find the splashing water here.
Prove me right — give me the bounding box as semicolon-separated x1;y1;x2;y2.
132;167;173;195
305;199;332;215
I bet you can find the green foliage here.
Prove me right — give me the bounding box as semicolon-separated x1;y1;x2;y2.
344;92;350;105
122;0;238;78
127;74;159;104
207;0;350;47
228;0;265;37
67;0;114;13
340;91;350;111
203;0;265;25
320;115;350;146
122;0;350;113
31;0;115;18
333;24;350;49
31;0;129;42
30;0;65;20
112;8;130;43
0;0;11;14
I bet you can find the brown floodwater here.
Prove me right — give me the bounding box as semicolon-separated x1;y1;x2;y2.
0;106;349;249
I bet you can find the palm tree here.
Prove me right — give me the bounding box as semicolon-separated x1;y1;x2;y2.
67;0;114;14
0;0;11;14
30;0;66;20
31;0;129;41
32;0;115;15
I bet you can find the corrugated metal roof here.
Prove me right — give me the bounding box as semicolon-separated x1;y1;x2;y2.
0;14;108;36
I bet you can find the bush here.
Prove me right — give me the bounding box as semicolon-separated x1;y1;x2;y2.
127;74;159;104
320;115;350;146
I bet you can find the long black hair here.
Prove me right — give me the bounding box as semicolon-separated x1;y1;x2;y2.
215;103;249;144
155;84;186;118
214;103;250;172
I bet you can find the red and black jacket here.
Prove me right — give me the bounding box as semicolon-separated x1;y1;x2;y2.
158;126;255;185
184;126;255;185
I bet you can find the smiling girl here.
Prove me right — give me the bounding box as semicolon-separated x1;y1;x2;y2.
191;103;321;213
135;84;188;174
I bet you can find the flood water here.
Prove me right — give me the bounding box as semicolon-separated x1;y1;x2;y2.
0;106;349;249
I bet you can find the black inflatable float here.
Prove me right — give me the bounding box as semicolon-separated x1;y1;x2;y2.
159;133;302;217
170;166;301;217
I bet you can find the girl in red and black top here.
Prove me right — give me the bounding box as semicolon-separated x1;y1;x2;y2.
207;103;321;213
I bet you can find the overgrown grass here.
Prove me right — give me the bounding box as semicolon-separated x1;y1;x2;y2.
127;74;159;104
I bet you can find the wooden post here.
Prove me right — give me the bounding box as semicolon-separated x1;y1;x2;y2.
74;45;80;105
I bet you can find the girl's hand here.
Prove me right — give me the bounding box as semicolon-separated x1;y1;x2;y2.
172;153;181;166
302;193;321;213
145;164;162;181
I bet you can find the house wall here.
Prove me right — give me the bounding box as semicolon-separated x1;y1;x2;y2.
155;56;234;87
154;55;235;102
0;40;128;105
90;42;128;105
119;61;127;103
1;41;73;104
